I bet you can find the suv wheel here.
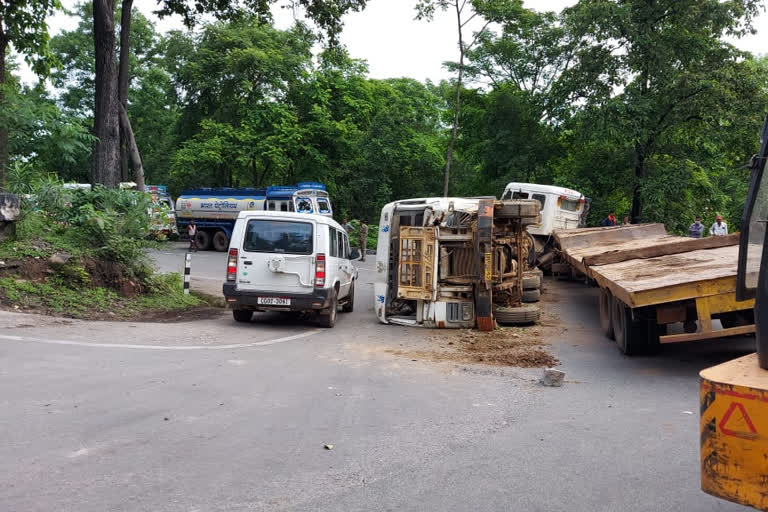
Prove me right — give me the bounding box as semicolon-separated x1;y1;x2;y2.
318;292;338;328
233;309;253;323
342;282;355;313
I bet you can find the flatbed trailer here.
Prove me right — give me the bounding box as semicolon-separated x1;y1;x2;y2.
553;224;756;354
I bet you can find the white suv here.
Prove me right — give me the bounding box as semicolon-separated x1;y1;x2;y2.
223;211;357;327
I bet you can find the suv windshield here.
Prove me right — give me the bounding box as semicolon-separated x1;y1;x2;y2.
244;220;313;254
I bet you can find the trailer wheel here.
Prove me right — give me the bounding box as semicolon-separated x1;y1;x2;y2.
599;288;614;340
522;289;541;303
494;304;540;325
611;298;645;356
195;230;211;251
212;230;229;252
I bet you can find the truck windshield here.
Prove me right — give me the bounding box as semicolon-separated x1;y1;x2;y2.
243;220;313;254
560;199;581;212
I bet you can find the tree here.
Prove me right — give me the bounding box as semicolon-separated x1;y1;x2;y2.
563;0;763;222
416;0;490;196
92;0;120;187
90;0;369;188
0;0;60;188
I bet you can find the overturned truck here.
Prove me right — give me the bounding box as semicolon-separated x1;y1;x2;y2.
374;197;543;330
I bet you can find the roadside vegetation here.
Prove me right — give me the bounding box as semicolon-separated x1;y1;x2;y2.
0;180;211;319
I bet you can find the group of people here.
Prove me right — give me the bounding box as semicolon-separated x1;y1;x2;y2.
689;215;728;238
343;218;368;262
599;211;631;227
599;210;729;238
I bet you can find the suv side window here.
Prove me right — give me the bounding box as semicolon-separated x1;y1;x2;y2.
329;227;338;257
343;233;350;259
512;191;529;199
336;230;344;258
532;194;546;211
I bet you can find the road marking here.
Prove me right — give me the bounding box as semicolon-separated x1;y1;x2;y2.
0;329;322;351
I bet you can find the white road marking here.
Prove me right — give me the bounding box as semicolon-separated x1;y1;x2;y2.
0;329;322;351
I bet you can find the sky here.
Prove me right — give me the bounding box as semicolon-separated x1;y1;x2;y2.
17;0;768;85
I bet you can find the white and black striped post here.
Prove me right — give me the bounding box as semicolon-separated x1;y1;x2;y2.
183;252;192;294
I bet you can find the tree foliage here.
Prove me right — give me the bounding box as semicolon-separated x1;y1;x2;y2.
4;0;768;232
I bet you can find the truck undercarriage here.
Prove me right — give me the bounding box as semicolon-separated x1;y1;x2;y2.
377;198;541;330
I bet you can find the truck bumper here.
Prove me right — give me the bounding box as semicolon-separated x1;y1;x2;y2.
222;283;332;311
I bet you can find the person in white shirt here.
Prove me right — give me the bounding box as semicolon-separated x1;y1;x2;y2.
709;215;728;236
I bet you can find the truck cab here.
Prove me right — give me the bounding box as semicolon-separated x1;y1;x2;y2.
501;183;588;235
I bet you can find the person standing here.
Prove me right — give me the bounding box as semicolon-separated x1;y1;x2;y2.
710;215;728;236
689;216;705;238
188;220;198;252
600;211;617;227
358;220;369;262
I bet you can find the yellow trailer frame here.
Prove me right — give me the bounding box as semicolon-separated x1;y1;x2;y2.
700;354;768;511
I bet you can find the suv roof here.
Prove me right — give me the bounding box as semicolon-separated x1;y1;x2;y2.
236;210;343;229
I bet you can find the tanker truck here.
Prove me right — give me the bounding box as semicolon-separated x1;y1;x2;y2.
175;182;332;251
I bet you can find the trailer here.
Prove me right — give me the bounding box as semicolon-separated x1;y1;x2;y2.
553;224;756;354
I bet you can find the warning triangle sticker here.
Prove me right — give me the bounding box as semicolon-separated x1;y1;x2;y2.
719;402;758;440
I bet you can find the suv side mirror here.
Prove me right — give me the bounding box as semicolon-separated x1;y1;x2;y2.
349;248;360;260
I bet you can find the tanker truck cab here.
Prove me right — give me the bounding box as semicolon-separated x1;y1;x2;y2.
223;211;357;328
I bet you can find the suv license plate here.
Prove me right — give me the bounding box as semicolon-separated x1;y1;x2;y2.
257;297;291;306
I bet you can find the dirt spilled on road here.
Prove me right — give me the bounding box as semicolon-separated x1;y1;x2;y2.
386;327;558;368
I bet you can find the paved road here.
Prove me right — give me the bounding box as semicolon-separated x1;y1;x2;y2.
0;247;754;511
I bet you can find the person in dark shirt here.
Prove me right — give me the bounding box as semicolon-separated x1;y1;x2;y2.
689;216;704;238
600;211;617;227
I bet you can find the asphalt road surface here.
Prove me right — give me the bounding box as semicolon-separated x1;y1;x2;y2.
0;243;754;511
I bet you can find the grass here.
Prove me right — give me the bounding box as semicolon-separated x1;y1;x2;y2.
0;272;206;319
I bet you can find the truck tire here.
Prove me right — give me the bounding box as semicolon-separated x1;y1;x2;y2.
611;297;645;355
195;230;211;251
318;292;338;328
233;309;253;323
599;288;614;340
212;230;229;252
522;289;541;303
494;304;540;325
522;272;541;290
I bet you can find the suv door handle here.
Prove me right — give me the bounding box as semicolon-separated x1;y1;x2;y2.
243;261;253;265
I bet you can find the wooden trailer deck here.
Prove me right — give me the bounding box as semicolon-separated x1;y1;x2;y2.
553;225;755;349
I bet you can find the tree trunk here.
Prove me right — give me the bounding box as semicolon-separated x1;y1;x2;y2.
631;142;644;223
118;0;133;183
118;104;145;191
92;0;121;187
0;27;8;190
443;0;464;198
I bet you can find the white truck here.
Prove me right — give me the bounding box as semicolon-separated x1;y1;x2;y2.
501;183;589;270
374;197;543;330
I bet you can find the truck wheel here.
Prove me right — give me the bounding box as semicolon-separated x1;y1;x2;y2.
522;272;541;290
195;230;211;251
599;288;614;340
611;298;644;355
342;282;355;313
233;309;253;323
493;304;540;325
522;289;541;303
212;231;229;252
318;292;338;328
